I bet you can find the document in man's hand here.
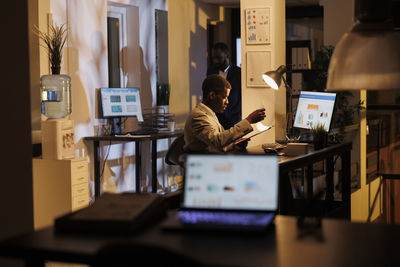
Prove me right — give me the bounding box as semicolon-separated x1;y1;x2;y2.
234;122;272;144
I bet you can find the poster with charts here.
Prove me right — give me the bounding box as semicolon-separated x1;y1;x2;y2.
246;8;270;45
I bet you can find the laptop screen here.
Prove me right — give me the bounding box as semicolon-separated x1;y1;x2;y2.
293;91;336;132
183;154;279;211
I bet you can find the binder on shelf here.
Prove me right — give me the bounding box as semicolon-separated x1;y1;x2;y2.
302;47;310;69
291;72;302;94
292;47;298;70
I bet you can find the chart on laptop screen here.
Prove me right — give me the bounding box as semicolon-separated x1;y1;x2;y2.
293;91;336;132
183;155;278;211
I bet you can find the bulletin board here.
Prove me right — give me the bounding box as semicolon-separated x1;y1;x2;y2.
245;8;270;45
246;51;271;88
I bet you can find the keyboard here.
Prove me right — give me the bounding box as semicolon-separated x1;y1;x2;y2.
178;211;274;226
262;143;286;153
127;128;159;135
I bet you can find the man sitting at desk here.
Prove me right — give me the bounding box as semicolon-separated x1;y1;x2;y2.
184;74;266;153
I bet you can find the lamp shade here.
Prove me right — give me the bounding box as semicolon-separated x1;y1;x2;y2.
262;65;287;90
327;0;400;91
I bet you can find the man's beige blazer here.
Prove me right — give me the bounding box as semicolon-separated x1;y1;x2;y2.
184;103;253;153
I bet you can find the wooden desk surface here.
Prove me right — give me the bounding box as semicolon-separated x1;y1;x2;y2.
1;215;400;266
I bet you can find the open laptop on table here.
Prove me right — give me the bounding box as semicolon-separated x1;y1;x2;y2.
162;153;279;232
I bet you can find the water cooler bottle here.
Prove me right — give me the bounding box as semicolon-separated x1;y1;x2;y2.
40;73;74;160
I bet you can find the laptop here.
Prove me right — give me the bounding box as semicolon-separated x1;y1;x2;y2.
162;153;279;232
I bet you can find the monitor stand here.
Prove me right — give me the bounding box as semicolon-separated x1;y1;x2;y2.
109;117;122;135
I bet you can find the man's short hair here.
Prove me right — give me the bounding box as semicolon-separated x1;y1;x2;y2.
212;42;229;54
202;74;231;99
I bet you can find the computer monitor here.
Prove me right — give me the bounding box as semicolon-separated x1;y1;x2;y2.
293;91;336;132
100;88;143;121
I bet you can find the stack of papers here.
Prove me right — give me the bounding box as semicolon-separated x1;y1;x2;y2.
234;122;272;144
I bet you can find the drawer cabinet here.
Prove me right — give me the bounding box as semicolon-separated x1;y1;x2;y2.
33;158;90;230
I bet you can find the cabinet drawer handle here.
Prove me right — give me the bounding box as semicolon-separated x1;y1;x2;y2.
76;176;85;181
77;188;85;193
77;165;85;169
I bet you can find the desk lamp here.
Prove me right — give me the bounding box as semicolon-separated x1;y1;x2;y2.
262;65;295;138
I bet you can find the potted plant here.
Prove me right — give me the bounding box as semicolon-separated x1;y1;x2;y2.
310;123;328;150
157;82;170;113
34;23;67;74
34;23;71;119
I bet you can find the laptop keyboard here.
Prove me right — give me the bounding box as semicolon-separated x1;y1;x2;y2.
178;211;274;226
127;128;159;135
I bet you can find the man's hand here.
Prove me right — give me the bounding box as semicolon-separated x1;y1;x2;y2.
246;108;266;124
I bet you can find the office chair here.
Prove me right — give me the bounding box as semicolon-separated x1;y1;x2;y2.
165;135;185;168
94;241;204;267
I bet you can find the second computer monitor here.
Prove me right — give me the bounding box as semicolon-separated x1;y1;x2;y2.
100;88;143;121
293;91;336;132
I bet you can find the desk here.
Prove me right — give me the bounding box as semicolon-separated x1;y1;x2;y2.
1;214;400;266
249;142;352;218
84;131;183;197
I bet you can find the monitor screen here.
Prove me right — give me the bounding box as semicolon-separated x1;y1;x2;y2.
183;154;279;211
293;91;336;132
100;88;143;121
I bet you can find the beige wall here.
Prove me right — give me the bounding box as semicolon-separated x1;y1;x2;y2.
240;0;286;144
168;0;219;125
320;0;355;46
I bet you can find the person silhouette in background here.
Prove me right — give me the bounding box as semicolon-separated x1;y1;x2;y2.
207;42;242;130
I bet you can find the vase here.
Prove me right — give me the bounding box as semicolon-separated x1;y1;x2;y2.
156;83;170;106
40;72;71;119
51;65;61;75
312;133;328;150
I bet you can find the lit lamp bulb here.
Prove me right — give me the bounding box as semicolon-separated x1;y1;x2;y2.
261;65;287;90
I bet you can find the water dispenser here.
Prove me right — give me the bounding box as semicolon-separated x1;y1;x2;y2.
40;74;75;160
40;74;71;118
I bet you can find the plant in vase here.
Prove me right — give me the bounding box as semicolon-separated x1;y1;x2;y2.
310;123;328;150
34;23;71;119
34;23;67;74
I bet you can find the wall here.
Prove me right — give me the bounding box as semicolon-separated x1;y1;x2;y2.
320;0;355;47
240;0;287;144
168;0;219;122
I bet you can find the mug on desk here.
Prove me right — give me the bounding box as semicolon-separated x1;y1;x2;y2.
168;121;175;132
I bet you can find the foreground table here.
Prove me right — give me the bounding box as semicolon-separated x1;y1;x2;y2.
249;142;352;218
0;214;399;267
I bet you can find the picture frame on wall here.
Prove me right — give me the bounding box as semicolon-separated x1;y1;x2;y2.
245;8;271;45
246;51;271;87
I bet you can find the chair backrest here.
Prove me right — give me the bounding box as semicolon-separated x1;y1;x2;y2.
165;135;185;167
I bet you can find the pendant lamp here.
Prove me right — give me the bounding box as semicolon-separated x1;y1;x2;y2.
326;0;400;91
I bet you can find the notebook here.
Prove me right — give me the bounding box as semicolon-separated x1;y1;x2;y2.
162;153;279;232
234;122;272;145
